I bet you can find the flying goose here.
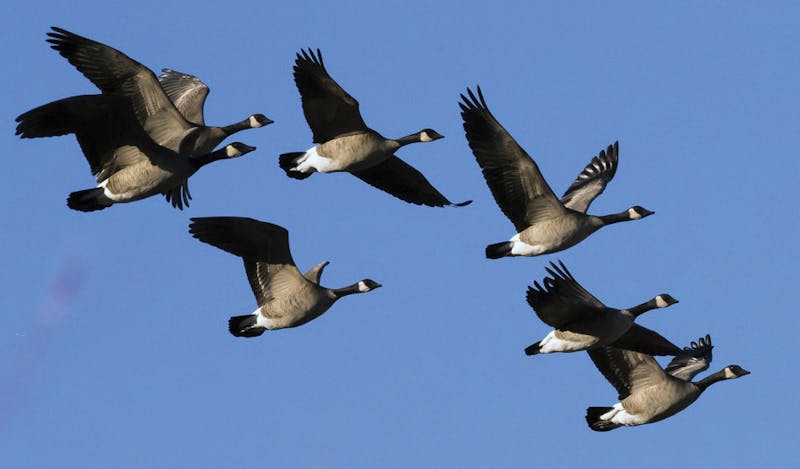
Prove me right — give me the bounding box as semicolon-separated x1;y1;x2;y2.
524;261;683;356
459;87;653;258
188;217;381;336
279;48;470;208
44;27;272;157
585;336;749;431
16;94;256;211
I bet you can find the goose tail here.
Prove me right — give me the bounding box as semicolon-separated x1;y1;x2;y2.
278;152;312;180
228;314;267;338
524;341;541;356
485;241;513;259
585;407;621;432
67;188;112;212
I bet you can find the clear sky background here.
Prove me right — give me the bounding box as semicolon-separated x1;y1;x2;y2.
1;1;797;467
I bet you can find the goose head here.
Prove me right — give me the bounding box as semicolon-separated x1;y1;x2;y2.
418;128;444;142
248;114;274;128
357;279;382;292
627;206;655;220
654;294;679;308
225;142;257;158
723;365;751;379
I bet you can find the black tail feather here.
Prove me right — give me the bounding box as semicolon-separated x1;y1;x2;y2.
524;342;541;356
278;152;312;180
67;188;111;212
586;407;621;432
486;241;513;259
229;314;266;338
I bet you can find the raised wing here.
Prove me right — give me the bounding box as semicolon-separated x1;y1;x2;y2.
159;68;209;126
665;335;713;381
525;260;606;328
303;261;330;285
611;324;683;356
47;27;192;150
293;48;368;143
460;86;565;232
588;347;668;401
189;217;304;306
560;141;619;213
351;156;472;207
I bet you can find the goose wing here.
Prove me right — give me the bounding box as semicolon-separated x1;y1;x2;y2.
351;156;472;207
588;347;668;401
293;48;368;143
665;335;713;381
526;261;606;328
610;324;683;356
159;68;209;126
460;87;565;232
46;27;193;149
560;141;619;213
189;217;306;307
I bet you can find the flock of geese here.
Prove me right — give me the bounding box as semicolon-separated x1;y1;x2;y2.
15;26;749;432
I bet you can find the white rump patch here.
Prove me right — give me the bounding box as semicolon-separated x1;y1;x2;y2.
296;146;334;173
537;330;588;353
509;233;547;256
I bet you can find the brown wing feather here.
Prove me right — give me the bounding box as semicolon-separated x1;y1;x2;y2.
459;86;565;231
292;48;368;143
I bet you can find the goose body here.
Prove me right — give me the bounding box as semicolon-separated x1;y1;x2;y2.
280;48;470;208
42;27;271;158
16;93;256;210
524;261;682;356
189;217;381;336
586;336;749;431
459;87;653;258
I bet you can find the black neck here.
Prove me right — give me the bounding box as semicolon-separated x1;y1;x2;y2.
598;210;633;225
626;298;659;317
394;132;422;147
696;369;729;391
220;118;252;136
331;283;362;299
189;148;228;170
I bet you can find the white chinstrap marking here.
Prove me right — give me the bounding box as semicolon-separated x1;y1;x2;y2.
419;131;432;142
249;115;263;128
357;281;369;292
627;207;643;219
225;145;243;157
655;295;669;308
724;367;736;379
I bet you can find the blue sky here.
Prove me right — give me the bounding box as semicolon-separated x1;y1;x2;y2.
1;1;797;467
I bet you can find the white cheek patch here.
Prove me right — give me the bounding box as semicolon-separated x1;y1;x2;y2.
357;281;369;292
249;115;263;128
226;146;243;157
655;295;669;308
419;131;432;142
724;367;736;379
628;207;643;219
